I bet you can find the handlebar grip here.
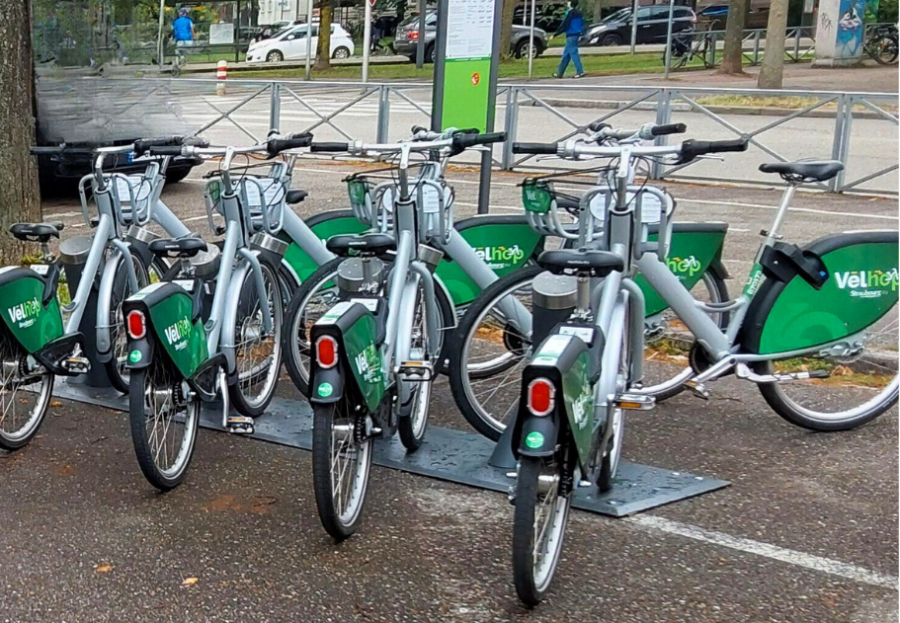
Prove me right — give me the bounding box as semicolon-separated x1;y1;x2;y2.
410;125;429;134
679;137;749;163
512;142;558;155
454;132;507;149
147;145;185;156
134;136;184;155
267;132;314;157
310;142;350;153
650;123;687;136
588;121;611;132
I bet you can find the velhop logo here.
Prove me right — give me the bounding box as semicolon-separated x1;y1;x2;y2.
354;344;382;385
7;298;41;330
666;255;702;279
475;245;526;270
164;318;193;351
834;268;899;299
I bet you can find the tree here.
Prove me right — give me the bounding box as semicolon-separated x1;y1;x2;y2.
757;0;789;88
719;0;747;74
314;0;334;70
499;0;517;60
0;0;42;263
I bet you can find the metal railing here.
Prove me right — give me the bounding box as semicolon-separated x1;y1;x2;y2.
76;77;898;195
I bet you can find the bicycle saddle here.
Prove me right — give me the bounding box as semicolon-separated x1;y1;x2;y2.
149;236;208;258
537;249;624;278
326;232;396;257
286;189;307;205
9;222;64;243
759;160;844;183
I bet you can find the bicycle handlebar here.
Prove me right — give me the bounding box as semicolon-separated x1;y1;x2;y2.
310;142;350;153
311;131;506;156
266;132;313;157
650;123;687;137
512;142;558;155
678;138;748;163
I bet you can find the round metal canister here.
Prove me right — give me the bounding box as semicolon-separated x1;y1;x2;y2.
336;257;385;294
532;271;577;348
189;243;222;280
58;236;93;266
417;244;443;272
127;225;160;246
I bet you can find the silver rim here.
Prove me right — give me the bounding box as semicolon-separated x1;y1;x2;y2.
111;256;150;388
329;405;373;528
405;285;441;439
142;366;198;479
234;263;282;409
530;464;570;592
334;48;350;59
459;278;535;435
289;268;341;387
0;351;52;444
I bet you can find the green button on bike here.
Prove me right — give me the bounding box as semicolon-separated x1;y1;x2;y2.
129;350;142;364
317;382;333;397
525;431;544;449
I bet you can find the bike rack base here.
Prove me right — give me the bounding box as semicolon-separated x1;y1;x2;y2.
52;380;729;517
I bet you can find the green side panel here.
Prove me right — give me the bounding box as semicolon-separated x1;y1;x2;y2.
441;58;492;132
322;302;386;412
758;242;899;355
561;347;595;468
147;290;208;378
636;230;726;317
436;223;542;307
522;182;552;214
0;273;63;353
281;216;368;283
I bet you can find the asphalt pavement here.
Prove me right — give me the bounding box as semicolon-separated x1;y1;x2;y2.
3;163;897;622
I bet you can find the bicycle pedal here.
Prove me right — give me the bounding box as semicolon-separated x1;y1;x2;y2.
614;394;656;410
62;356;91;374
225;415;254;435
396;360;434;382
684;380;710;400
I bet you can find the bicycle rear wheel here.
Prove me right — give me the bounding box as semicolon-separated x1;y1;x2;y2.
106;252;151;394
0;332;54;451
755;302;899;431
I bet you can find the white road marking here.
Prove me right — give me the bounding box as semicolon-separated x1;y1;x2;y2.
628;514;899;591
678;198;899;221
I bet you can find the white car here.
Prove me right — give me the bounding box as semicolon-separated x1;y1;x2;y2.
246;24;354;63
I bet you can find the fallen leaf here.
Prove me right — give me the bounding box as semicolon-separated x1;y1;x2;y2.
51;401;63;407
183;577;199;586
95;564;113;573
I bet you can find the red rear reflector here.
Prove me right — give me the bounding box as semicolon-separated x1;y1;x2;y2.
126;310;146;339
316;336;338;369
409;31;419;40
527;378;555;416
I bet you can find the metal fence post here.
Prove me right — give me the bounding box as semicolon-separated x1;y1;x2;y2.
793;27;801;61
377;85;391;143
753;30;761;64
269;83;281;135
708;31;718;67
831;95;853;192
502;86;518;170
651;89;672;180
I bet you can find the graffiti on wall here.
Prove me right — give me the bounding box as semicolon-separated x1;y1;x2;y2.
836;0;865;57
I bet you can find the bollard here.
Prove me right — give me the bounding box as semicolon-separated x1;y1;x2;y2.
216;60;227;96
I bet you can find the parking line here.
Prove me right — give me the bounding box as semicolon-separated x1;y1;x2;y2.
678;198;899;221
628;514;898;591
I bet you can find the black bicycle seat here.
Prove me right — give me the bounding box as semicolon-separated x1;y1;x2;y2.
149;236;208;258
326;233;396;257
537;249;624;278
286;189;308;205
759;160;844;183
9;222;63;243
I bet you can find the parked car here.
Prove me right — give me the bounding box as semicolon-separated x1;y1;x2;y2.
246;23;355;62
581;6;696;46
513;3;568;34
697;3;770;30
393;11;547;62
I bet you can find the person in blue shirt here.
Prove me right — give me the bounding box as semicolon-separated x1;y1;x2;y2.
173;7;195;46
551;1;585;79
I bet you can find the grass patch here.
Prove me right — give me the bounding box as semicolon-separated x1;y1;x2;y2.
229;50;701;81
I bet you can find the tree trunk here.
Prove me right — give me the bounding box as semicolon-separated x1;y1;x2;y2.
757;0;789;88
314;0;333;70
0;0;41;264
719;0;747;74
499;0;516;60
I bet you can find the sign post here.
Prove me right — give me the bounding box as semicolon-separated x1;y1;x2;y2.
432;0;501;213
362;0;373;82
304;0;314;80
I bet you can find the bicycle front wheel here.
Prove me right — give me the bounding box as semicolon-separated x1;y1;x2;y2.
0;332;54;451
228;260;283;417
512;455;571;607
129;362;199;490
755;302;899;431
312;400;373;540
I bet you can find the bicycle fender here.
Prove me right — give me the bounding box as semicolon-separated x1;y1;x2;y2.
0;267;65;354
124;334;154;370
309;366;345;404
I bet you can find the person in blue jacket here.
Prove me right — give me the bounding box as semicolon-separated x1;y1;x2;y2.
173;7;195;47
551;1;585;78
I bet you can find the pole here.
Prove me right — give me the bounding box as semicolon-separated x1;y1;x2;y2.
527;0;536;79
630;0;639;54
431;0;449;130
416;0;427;67
478;0;503;214
157;0;166;68
362;0;372;82
304;0;314;79
663;0;675;78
